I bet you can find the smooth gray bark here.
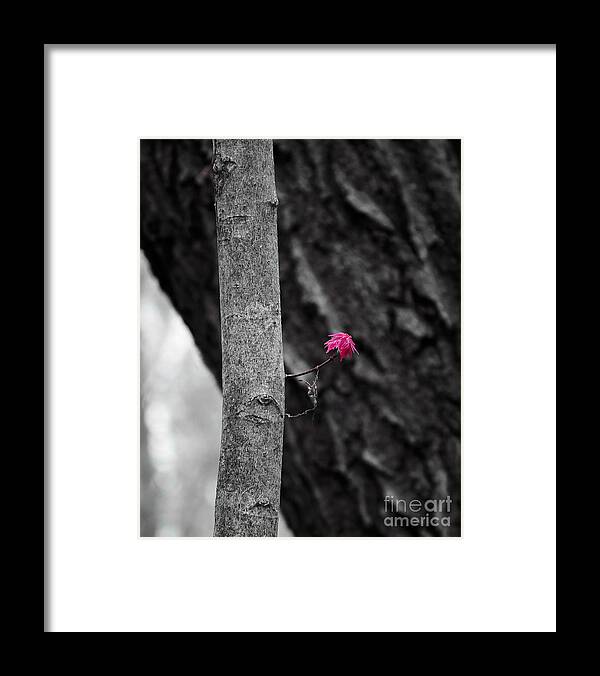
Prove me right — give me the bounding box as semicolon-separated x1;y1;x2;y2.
212;140;285;537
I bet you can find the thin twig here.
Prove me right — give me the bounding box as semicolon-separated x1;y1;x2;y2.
286;401;317;418
285;372;320;418
285;356;334;379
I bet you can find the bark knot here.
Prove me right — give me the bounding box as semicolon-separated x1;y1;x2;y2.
212;154;238;197
236;394;284;424
246;499;278;519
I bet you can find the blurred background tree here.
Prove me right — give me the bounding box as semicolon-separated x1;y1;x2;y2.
141;140;460;536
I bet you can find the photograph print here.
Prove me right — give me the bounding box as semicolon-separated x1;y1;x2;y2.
140;139;461;537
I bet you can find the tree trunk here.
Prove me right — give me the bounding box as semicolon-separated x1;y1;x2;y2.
141;139;461;537
212;140;285;537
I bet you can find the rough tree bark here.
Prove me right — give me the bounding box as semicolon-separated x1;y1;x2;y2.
212;140;285;537
141;139;461;536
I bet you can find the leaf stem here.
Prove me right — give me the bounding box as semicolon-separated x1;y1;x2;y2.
285;356;335;379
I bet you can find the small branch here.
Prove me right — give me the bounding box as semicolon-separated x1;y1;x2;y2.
285;356;334;379
285;372;320;419
286;400;317;418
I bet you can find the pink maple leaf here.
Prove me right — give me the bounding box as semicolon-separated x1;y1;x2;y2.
324;332;359;362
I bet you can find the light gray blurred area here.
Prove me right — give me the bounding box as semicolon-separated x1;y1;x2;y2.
140;255;292;537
